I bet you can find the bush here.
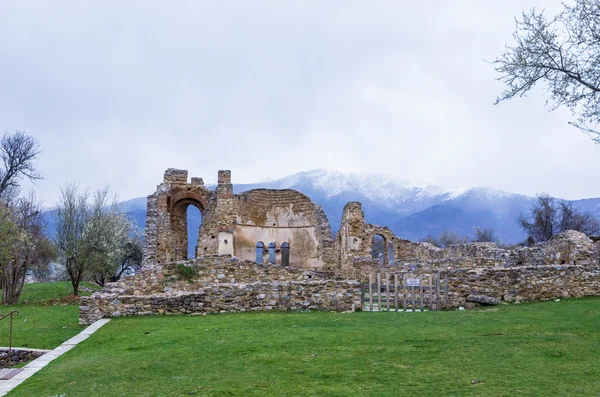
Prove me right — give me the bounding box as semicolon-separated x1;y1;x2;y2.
176;264;197;282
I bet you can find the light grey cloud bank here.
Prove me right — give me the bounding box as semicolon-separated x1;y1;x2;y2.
0;0;598;205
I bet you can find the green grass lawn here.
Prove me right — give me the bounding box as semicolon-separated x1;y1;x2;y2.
19;281;100;304
0;282;100;349
7;297;600;396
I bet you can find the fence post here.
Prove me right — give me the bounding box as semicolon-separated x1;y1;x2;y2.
369;273;373;312
444;273;448;308
385;273;390;312
377;273;382;311
402;273;407;312
394;273;399;312
428;274;432;311
436;272;441;311
420;281;424;312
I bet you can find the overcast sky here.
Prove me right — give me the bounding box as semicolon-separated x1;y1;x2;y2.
1;1;598;205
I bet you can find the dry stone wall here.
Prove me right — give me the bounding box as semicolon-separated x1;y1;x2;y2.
80;280;361;325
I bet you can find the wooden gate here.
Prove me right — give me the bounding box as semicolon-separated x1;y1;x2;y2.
363;272;448;312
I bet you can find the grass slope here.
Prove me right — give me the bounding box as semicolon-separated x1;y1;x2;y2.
0;282;100;349
8;297;600;396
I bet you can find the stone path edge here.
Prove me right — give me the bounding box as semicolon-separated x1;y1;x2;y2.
0;318;111;396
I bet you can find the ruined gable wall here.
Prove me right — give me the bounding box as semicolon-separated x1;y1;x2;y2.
233;189;333;269
142;169;214;270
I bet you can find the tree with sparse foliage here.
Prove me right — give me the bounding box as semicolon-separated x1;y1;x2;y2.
422;229;470;248
494;0;600;142
0;131;42;199
518;193;600;244
54;184;90;296
54;185;141;294
0;193;54;304
472;227;500;244
86;188;142;287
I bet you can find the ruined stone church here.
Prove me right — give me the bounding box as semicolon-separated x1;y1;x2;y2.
80;168;600;324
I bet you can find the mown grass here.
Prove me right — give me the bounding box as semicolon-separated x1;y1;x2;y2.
0;282;100;349
19;281;100;304
8;297;600;396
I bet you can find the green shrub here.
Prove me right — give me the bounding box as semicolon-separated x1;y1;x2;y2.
176;264;197;282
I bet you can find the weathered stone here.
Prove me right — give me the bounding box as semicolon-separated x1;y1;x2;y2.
466;295;501;305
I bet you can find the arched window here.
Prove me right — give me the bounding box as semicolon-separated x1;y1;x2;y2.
187;205;202;259
372;234;386;265
281;242;290;266
256;242;265;263
268;243;276;264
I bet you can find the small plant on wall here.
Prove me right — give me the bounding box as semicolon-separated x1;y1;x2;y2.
176;263;197;282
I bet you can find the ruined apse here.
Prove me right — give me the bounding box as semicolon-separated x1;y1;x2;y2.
142;169;334;269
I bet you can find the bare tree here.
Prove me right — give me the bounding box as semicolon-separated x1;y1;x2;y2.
54;184;89;296
422;229;470;248
472;227;500;244
494;0;600;142
0;131;42;199
518;193;599;243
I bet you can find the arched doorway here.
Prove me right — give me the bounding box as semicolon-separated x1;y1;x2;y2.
170;198;205;261
372;234;386;265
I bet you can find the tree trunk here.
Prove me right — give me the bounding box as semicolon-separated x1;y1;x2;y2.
1;261;25;305
72;280;80;297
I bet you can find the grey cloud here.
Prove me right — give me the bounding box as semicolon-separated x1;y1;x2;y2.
0;0;597;205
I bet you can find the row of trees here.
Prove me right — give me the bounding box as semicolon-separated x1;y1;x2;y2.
423;193;599;248
422;227;500;248
0;131;143;304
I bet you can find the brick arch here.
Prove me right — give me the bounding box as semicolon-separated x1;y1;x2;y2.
170;191;208;213
170;193;208;261
369;228;396;266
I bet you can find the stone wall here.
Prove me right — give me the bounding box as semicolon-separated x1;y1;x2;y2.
80;280;362;325
142;169;334;271
444;264;600;307
0;349;45;368
102;255;332;296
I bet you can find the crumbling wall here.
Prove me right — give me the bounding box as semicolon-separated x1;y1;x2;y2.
142;169;214;269
102;255;331;296
233;189;333;269
80;280;361;325
143;169;333;271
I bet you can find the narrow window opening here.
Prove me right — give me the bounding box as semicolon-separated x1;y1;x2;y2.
268;243;276;264
187;205;202;259
281;242;290;266
256;242;265;263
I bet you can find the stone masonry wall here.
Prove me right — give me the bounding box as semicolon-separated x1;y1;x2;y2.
0;349;45;368
102;255;331;296
80;280;362;325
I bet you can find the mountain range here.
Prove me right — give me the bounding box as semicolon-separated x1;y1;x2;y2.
113;169;600;248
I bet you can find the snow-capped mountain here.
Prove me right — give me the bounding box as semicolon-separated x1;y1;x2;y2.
72;169;600;247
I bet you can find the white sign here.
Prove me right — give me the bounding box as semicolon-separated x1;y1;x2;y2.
406;278;421;287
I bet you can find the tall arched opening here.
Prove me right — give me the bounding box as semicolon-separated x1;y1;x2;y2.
170;197;205;261
372;234;386;265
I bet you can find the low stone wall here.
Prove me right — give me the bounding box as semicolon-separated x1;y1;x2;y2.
445;264;600;307
104;255;331;296
80;280;362;325
0;349;45;368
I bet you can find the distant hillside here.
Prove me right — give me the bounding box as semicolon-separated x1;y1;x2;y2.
42;170;600;254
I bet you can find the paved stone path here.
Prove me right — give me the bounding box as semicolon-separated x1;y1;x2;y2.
0;318;110;396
